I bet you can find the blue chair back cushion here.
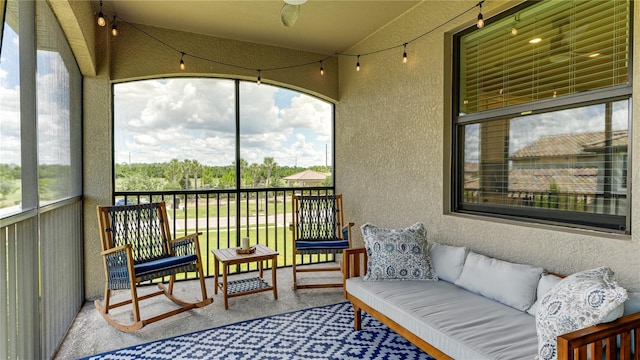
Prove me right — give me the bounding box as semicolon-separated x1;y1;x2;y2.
296;240;349;251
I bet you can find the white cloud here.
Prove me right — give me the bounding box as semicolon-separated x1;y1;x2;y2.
0;80;21;165
115;79;333;167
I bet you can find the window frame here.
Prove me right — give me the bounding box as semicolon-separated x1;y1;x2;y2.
450;0;633;234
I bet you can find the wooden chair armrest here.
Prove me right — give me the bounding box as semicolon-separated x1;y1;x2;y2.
169;233;200;256
342;222;355;230
557;312;640;360
341;222;355;245
100;245;134;287
100;244;129;257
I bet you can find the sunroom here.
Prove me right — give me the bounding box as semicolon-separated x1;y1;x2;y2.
1;0;639;359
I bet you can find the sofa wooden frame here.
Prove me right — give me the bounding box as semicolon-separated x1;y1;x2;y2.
343;247;640;360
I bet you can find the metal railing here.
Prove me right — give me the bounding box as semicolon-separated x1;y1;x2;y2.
464;190;627;215
114;187;335;280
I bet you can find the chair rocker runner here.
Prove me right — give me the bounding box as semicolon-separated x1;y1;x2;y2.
95;201;212;332
290;194;354;290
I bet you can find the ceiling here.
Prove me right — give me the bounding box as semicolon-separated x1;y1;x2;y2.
98;1;421;55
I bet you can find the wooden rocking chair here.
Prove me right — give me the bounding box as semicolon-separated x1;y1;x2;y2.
290;194;354;290
95;201;212;332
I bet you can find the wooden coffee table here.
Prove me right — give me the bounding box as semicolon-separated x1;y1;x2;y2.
212;244;279;309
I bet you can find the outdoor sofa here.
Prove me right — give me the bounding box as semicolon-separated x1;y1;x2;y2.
342;224;640;360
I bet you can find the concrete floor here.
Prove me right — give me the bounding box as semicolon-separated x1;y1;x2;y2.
54;265;346;359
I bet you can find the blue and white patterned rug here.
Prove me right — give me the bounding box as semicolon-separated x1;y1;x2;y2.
82;302;435;360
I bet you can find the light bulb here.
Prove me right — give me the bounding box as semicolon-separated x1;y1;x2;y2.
356;56;360;72
97;1;106;27
320;62;324;75
403;44;408;64
257;70;261;85
111;16;118;36
97;12;106;27
180;53;186;70
477;13;484;29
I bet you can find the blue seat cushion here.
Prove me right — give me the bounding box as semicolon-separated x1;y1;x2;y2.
134;255;198;277
296;239;349;250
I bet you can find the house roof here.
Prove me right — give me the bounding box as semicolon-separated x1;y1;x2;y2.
510;130;628;159
282;169;330;181
465;168;598;194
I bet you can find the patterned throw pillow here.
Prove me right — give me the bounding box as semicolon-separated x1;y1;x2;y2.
535;267;628;360
361;222;437;281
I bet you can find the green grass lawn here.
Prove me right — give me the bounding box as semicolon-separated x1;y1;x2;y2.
161;197;290;220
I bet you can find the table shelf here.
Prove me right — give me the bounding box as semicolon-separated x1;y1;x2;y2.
221;277;271;295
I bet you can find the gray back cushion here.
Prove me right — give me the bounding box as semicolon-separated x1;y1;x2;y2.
455;251;543;312
429;243;467;283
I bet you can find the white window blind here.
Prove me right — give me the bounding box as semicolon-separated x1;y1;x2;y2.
459;0;630;115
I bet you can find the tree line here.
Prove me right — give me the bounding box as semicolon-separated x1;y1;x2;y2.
115;157;332;191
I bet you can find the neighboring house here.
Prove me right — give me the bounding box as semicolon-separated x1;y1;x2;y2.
465;131;628;211
510;130;628;195
282;169;330;187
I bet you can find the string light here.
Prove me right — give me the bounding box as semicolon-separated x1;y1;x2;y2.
111;16;118;36
477;1;485;29
97;1;106;27
402;43;408;64
108;2;483;78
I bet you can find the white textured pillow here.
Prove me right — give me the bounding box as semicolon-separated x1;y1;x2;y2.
361;222;438;281
429;243;467;283
535;267;628;360
527;273;563;316
454;251;543;311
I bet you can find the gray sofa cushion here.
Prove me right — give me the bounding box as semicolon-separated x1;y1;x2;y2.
428;243;467;283
346;277;538;360
454;251;543;312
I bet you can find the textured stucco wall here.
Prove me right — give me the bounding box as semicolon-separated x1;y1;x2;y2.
335;1;640;291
